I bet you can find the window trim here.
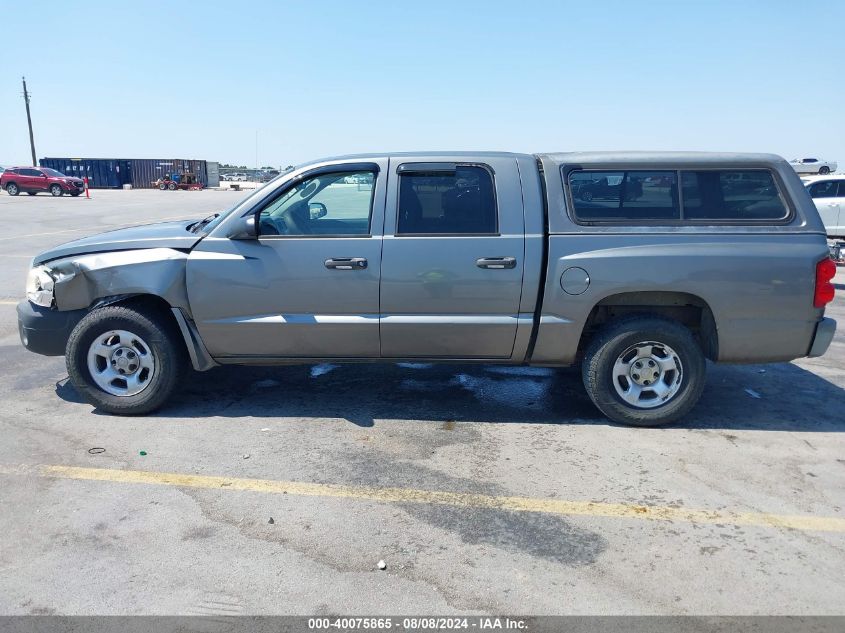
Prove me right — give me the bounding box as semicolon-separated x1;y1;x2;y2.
394;162;500;237
254;162;379;239
563;166;794;226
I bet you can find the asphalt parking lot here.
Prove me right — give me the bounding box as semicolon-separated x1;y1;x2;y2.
0;189;843;615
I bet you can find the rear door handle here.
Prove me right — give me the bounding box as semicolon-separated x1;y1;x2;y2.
325;257;367;270
476;256;516;270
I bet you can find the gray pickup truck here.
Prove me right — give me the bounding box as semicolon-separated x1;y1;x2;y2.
17;152;837;426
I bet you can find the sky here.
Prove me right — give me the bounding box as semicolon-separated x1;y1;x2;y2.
1;0;842;168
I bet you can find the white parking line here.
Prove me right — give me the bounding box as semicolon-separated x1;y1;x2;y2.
0;215;193;242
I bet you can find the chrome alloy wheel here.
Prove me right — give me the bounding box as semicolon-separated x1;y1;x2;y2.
612;341;683;409
86;329;156;396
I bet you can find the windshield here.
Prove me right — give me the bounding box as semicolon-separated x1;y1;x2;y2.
198;167;296;233
41;168;67;177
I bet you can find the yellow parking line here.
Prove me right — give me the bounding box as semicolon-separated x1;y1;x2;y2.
18;464;843;533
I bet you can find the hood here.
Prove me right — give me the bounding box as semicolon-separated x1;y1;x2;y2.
33;219;204;265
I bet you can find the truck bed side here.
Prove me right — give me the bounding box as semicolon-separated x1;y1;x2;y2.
530;153;830;366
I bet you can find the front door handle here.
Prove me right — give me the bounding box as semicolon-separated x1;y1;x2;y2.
325;257;368;270
476;256;516;270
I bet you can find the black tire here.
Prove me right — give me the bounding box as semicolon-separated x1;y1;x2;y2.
6;183;20;196
50;184;63;197
27;192;37;196
168;183;177;190
159;183;167;190
66;304;187;415
819;166;831;175
581;316;706;427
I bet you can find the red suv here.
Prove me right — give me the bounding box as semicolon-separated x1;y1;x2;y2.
1;167;85;197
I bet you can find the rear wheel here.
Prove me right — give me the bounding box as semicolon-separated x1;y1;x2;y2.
66;304;187;415
167;182;177;190
582;316;706;427
50;184;63;197
6;183;19;196
820;166;831;175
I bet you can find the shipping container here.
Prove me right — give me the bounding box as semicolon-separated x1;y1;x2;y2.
129;158;208;189
40;158;131;189
206;161;220;187
40;157;210;189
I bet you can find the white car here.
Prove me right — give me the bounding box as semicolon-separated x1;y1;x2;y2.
790;157;837;175
805;175;845;237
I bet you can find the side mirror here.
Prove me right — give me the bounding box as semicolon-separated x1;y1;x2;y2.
309;202;327;220
229;213;257;240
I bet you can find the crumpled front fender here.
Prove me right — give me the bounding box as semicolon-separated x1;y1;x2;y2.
49;248;191;314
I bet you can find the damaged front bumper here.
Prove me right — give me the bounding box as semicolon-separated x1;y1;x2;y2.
17;300;86;356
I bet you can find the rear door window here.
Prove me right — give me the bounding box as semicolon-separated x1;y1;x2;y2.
681;171;787;220
397;165;497;234
569;170;680;221
809;180;838;199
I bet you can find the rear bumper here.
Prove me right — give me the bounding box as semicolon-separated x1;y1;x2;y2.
808;317;836;358
17;300;86;356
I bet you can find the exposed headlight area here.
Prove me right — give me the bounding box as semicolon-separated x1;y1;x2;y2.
26;265;56;308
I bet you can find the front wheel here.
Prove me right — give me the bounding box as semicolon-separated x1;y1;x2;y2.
66;304;187;415
819;166;831;175
582;316;706;427
168;183;177;190
50;184;63;197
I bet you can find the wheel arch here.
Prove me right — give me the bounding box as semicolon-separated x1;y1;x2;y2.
578;290;719;361
87;293;216;371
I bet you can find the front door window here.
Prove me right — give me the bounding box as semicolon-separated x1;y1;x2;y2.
258;170;375;236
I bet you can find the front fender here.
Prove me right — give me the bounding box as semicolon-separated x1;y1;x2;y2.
49;248;191;314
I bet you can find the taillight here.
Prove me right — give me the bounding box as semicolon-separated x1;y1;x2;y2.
814;258;836;308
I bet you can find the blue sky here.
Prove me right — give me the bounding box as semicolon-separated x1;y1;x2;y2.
2;0;842;168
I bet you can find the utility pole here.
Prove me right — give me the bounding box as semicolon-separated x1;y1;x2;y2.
22;76;37;166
